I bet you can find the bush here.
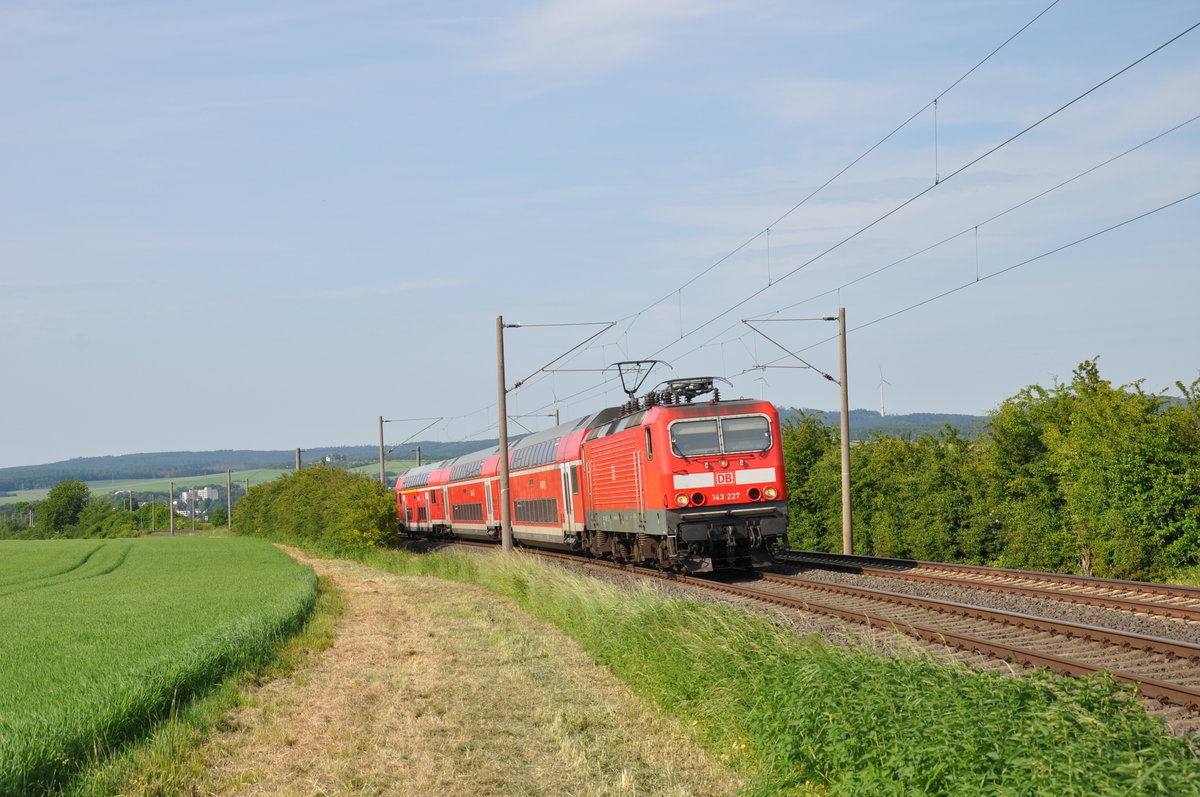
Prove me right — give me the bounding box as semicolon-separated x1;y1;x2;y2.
233;467;396;548
784;363;1200;579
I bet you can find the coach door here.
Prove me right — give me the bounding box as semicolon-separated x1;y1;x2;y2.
485;480;494;524
560;465;573;528
561;463;583;531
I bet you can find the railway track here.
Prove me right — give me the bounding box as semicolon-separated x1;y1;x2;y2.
777;549;1200;623
729;571;1200;709
436;539;1200;718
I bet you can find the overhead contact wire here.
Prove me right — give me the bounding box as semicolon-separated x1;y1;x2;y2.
416;2;1071;438
645;20;1200;363
745;189;1200;367
654;109;1200;379
630;0;1064;322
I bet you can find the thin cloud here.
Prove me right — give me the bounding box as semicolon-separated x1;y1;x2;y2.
315;279;463;300
747;77;925;128
482;0;726;85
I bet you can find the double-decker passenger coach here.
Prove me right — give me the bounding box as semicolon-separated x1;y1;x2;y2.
396;377;787;572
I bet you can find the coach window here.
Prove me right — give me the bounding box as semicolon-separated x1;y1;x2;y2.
722;415;772;453
570;465;580;494
645;427;653;460
430;491;437;504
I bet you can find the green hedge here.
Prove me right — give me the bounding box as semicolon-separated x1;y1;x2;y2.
786;362;1200;580
233;466;397;548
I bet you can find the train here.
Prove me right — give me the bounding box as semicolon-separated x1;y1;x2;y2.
394;377;788;572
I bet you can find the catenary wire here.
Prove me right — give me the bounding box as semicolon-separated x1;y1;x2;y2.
640;20;1200;365
664;110;1200;366
745;189;1200;367
404;11;1198;446
442;2;1074;430
627;0;1066;323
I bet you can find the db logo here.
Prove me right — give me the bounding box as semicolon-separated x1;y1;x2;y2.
715;472;735;485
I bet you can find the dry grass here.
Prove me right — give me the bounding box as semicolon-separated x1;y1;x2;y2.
191;551;742;796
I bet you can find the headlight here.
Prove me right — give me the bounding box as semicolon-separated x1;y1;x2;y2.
675;493;689;507
763;486;778;500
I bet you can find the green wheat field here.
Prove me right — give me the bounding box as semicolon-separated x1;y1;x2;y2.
0;536;316;795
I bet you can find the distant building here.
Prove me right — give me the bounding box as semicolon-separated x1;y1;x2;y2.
180;487;219;502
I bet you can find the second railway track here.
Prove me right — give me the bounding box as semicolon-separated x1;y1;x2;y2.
740;571;1200;709
438;539;1200;729
778;549;1200;623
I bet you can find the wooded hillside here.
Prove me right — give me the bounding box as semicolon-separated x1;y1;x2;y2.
0;441;500;491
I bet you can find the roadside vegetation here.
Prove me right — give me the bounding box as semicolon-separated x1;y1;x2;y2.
276;538;1200;796
0;464;404;542
5;356;1198;791
215;459;1200;793
0;536;317;796
0;480;199;539
787;360;1200;581
232;466;397;548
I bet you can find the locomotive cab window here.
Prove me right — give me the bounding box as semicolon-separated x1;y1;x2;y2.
670;419;720;457
669;415;772;457
722;416;772;453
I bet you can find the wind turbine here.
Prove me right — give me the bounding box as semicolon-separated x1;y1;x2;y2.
878;368;891;417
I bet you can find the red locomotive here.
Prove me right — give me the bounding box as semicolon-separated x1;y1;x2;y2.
395;378;788;572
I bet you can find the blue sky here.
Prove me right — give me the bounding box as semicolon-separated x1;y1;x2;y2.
2;0;1197;468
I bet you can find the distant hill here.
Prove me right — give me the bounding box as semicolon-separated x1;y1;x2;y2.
781;408;989;440
0;440;499;491
1;408;991;490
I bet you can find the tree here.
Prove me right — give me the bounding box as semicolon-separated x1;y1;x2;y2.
976;382;1076;573
1044;361;1199;579
779;361;1200;578
234;467;396;548
781;412;838;551
1157;379;1200;568
0;503;33;538
36;480;90;536
871;427;973;562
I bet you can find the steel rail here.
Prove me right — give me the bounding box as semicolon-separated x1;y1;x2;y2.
756;573;1200;661
779;550;1200;622
434;539;1200;708
682;575;1200;709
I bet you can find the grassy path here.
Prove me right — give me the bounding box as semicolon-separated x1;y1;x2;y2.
191;549;741;796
